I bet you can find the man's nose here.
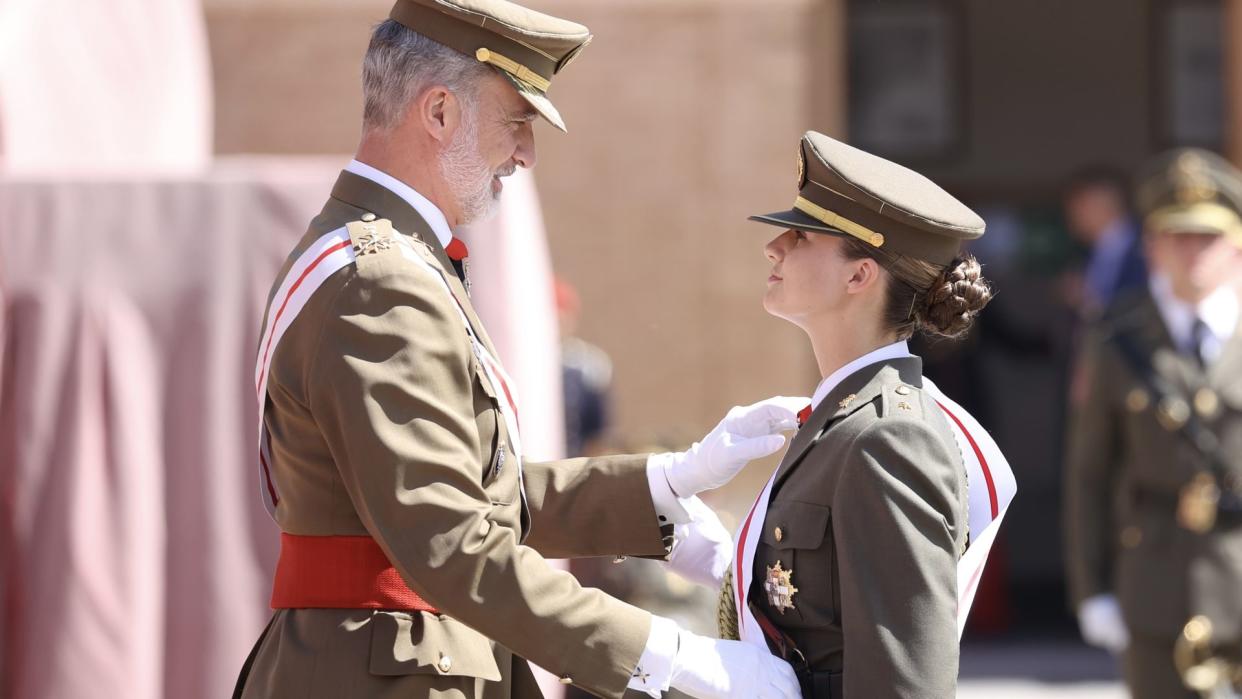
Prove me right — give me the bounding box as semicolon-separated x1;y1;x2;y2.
514;123;536;169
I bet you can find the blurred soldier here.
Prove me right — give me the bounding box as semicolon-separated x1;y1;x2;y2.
233;2;805;698
1063;166;1148;319
1065;148;1242;699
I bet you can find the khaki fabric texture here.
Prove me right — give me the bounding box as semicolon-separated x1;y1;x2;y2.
240;172;668;699
1064;290;1242;642
749;358;967;699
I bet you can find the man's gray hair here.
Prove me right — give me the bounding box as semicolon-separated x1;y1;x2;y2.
362;19;493;131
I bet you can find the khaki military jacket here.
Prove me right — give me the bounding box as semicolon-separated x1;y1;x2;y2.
241;171;669;699
1065;290;1242;640
750;357;968;699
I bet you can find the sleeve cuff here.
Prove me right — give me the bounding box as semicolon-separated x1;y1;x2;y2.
626;614;679;698
646;455;692;525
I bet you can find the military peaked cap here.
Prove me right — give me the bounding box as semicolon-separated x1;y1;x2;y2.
389;0;592;132
750;131;985;266
1136;148;1242;244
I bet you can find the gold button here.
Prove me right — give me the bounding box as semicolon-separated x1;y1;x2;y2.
895;385;911;395
1194;388;1221;419
1121;525;1143;549
774;527;784;543
437;654;453;673
1125;387;1150;413
869;232;885;247
476;47;492;62
559;675;573;685
360;212;376;222
1158;397;1191;430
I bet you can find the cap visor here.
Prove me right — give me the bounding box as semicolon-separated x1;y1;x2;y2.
500;73;566;133
748;208;848;236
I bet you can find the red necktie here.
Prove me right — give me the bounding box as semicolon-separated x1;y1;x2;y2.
797;404;812;428
445;237;469;286
445;237;469;262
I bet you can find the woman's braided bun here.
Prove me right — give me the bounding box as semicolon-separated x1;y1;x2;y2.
918;254;992;338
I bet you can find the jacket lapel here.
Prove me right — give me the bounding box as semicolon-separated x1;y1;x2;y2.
329;171;502;357
771;356;924;490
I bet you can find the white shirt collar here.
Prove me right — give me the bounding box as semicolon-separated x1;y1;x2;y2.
810;340;913;410
345;159;453;249
1149;273;1239;350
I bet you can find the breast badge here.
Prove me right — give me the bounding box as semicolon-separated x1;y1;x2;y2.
765;561;798;614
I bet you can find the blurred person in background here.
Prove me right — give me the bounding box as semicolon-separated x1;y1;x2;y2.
711;131;1016;699
1064;148;1242;699
1063;166;1148;320
555;278;613;458
234;2;807;698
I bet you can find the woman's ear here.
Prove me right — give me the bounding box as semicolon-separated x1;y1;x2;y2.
845;256;883;295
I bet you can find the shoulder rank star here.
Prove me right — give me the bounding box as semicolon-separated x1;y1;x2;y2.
765;560;798;614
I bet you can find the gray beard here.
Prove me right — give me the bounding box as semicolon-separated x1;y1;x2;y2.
439;117;500;225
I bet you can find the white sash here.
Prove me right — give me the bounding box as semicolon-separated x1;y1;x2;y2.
253;228;523;519
733;377;1017;645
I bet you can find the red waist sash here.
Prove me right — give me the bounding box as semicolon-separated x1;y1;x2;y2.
270;533;438;612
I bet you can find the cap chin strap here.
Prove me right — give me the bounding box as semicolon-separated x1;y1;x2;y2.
794;196;886;248
475;48;550;92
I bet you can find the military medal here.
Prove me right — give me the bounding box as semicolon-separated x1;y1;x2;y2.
1177;472;1220;534
765;561;798;614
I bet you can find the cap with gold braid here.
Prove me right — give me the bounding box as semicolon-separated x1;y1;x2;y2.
749;131;985;266
388;0;592;132
1135;148;1242;246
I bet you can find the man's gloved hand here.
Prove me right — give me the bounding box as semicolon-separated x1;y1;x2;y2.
670;628;802;699
654;396;807;497
1078;593;1129;653
665;496;733;589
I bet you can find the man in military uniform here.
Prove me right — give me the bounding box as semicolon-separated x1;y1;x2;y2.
1065;148;1242;699
233;2;804;698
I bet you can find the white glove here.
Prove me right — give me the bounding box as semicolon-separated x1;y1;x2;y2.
1078;593;1129;653
656;396;807;497
666;496;733;588
670;628;802;699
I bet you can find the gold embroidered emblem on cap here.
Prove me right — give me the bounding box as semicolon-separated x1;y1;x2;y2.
793;196;885;248
475;47;551;92
765;561;798;614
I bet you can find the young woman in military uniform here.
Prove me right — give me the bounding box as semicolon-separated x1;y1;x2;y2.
715;131;1013;699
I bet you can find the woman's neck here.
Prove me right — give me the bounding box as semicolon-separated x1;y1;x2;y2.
804;316;899;380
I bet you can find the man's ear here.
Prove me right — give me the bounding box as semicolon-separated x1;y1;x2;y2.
410;86;462;144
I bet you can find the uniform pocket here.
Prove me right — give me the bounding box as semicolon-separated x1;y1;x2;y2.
368;610;501;681
758;500;835;628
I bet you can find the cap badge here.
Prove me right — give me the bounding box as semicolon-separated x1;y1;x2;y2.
765;560;798;614
1174;152;1217;204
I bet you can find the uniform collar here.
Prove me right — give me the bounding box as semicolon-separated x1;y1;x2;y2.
345;159;453;249
809;340;912;410
1148;273;1239;349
